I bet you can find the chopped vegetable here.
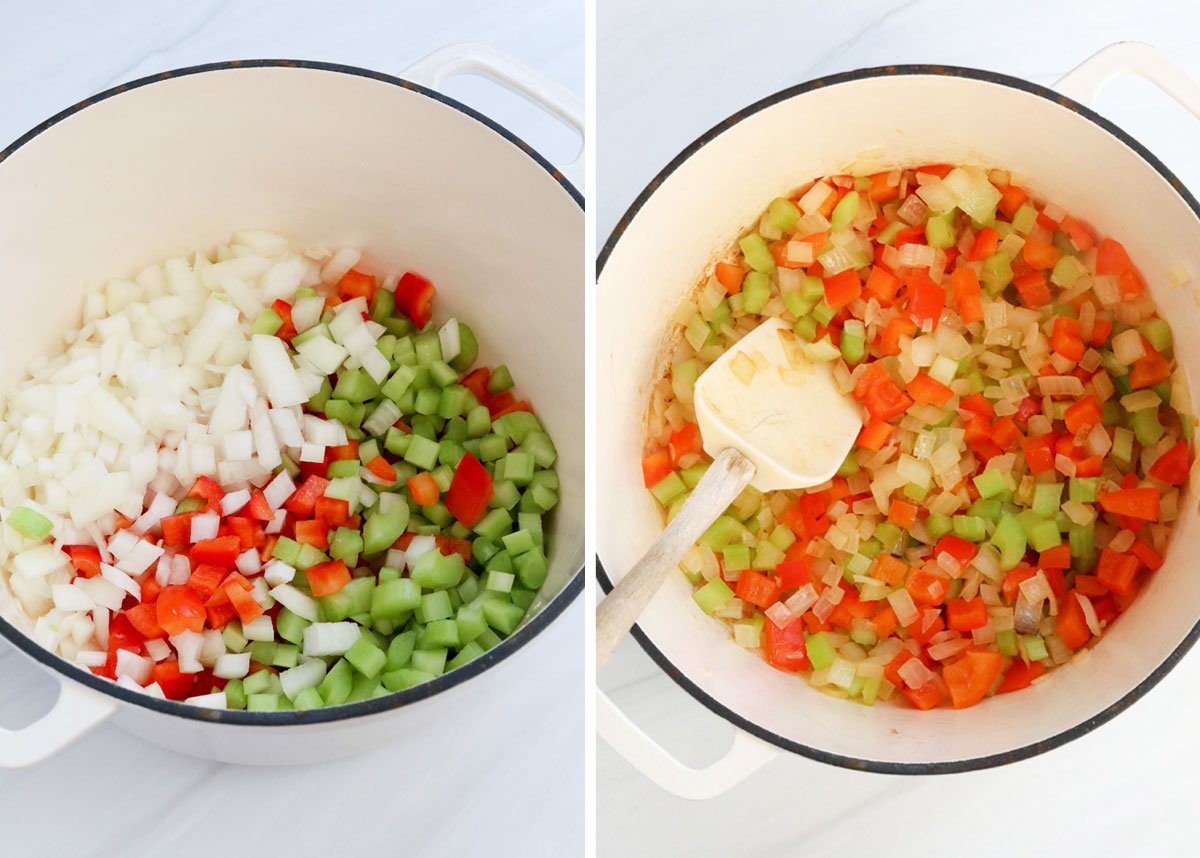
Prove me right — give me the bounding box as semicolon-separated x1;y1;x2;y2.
643;165;1191;709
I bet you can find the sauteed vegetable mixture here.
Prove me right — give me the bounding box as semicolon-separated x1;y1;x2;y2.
644;166;1193;709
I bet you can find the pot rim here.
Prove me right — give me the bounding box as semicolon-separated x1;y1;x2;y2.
597;62;1200;775
0;59;584;726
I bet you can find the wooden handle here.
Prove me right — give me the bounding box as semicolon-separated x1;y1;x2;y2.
596;447;756;673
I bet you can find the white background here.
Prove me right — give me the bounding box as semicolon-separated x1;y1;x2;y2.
0;2;583;857
598;2;1200;857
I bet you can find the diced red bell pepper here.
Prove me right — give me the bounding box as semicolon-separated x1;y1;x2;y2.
246;489;275;522
271;299;298;341
641;451;672;489
855;417;893;452
864;265;901;304
326;440;359;461
285;475;330;519
943;650;1003;709
1129;349;1171;389
460;367;491;403
907;372;954;406
997;659;1046;694
306;560;351;597
668;422;704;466
905;568;947;606
935;535;978;568
715;261;746;293
1056;591;1093;650
1022;236;1061;270
1021;434;1057;474
337;269;378;303
823;269;862;311
877;315;917;356
1038;543;1072;570
775;548;812;590
125;602;166;639
364;456;397;484
486;391;533;418
907;270;945;330
762;617;810;672
294;519;330;549
223;517;265;552
1051;316;1085;363
1075;574;1109;598
314;495;351;527
945;598;988;631
187;564;228;601
1096;549;1140;595
1001;566;1037;602
187;476;224;513
902;679;945;710
406;472;441;507
1013;271;1051;308
967;227;999;261
445;453;494;528
1149;440;1190;485
853;362;913;420
190;536;241;568
226;583;265;625
1098;487;1160;521
62;545;103;578
152;661;197;700
1095;238;1133;276
998;184;1028;219
1064;395;1102;435
156;585;207;636
436;535;474;563
734;569;782;610
951;267;983;324
394;271;436;329
1130;539;1164;571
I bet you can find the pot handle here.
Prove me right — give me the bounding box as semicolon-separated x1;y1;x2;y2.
0;675;116;767
1055;41;1200;119
597;687;779;800
402;43;584;191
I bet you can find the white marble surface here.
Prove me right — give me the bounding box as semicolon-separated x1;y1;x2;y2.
598;2;1200;856
0;2;583;856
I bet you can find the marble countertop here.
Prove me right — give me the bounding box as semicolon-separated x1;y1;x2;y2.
598;1;1200;856
0;2;582;856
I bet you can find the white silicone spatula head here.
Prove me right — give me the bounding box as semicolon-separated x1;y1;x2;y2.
693;317;863;492
596;317;864;672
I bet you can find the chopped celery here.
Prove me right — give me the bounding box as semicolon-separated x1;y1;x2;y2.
990;514;1027;571
806;632;836;670
981;253;1013;292
252;308;283;336
951;515;987;542
693;578;734;614
925;513;953;540
741;272;770;314
768;197;801;232
972;470;1007;499
738;233;775;273
830;191;859;232
1031;482;1064;519
6;506;52;540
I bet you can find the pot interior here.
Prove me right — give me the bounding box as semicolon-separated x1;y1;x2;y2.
598;70;1200;766
0;65;583;669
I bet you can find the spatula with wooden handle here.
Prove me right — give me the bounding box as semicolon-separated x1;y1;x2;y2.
596;318;864;672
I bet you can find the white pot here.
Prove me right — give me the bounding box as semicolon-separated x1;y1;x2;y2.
597;42;1200;797
0;45;584;766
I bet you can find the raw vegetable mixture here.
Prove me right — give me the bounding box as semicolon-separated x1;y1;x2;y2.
0;232;558;710
643;165;1194;710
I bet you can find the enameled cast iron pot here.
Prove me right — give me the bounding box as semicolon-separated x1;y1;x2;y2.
0;45;583;766
597;42;1200;798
